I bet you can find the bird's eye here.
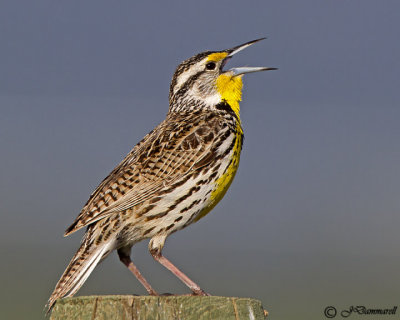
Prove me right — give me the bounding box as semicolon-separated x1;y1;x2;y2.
206;62;216;70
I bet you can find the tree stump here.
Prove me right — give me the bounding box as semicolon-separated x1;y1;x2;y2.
50;295;268;320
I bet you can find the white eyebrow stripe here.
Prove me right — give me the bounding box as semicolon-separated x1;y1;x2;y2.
174;60;205;94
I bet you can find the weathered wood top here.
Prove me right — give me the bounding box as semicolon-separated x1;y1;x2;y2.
50;295;268;320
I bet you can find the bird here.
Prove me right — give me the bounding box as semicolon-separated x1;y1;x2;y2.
47;38;276;312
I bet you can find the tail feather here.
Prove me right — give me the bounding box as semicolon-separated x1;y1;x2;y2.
46;234;113;313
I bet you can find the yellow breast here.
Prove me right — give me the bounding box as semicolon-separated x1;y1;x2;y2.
210;129;243;200
212;72;244;201
194;129;243;222
194;72;244;222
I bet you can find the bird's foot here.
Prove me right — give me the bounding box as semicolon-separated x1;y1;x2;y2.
158;291;210;296
191;289;210;296
149;290;159;296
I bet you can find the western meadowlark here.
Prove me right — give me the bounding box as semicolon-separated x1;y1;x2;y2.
47;38;276;311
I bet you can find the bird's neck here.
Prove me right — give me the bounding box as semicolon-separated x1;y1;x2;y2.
216;74;243;120
168;74;243;119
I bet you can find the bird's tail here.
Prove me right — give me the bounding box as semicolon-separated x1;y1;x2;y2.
46;231;114;313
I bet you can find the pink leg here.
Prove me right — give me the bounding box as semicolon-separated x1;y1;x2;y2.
118;250;158;296
151;252;209;296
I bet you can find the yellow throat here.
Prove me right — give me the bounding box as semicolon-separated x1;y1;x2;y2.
207;52;244;121
216;73;243;121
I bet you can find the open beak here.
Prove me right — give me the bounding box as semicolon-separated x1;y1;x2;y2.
223;38;277;76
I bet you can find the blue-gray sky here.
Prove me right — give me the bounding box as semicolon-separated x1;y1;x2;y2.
1;1;400;319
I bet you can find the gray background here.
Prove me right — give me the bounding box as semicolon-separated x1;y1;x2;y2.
1;1;399;319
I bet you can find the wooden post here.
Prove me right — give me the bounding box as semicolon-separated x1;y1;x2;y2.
50;295;268;320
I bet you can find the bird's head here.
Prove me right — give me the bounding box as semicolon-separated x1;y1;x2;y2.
169;38;276;116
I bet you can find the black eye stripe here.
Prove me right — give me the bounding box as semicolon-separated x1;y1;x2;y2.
206;62;216;70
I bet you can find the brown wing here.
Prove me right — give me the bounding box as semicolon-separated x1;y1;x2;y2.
64;112;224;236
